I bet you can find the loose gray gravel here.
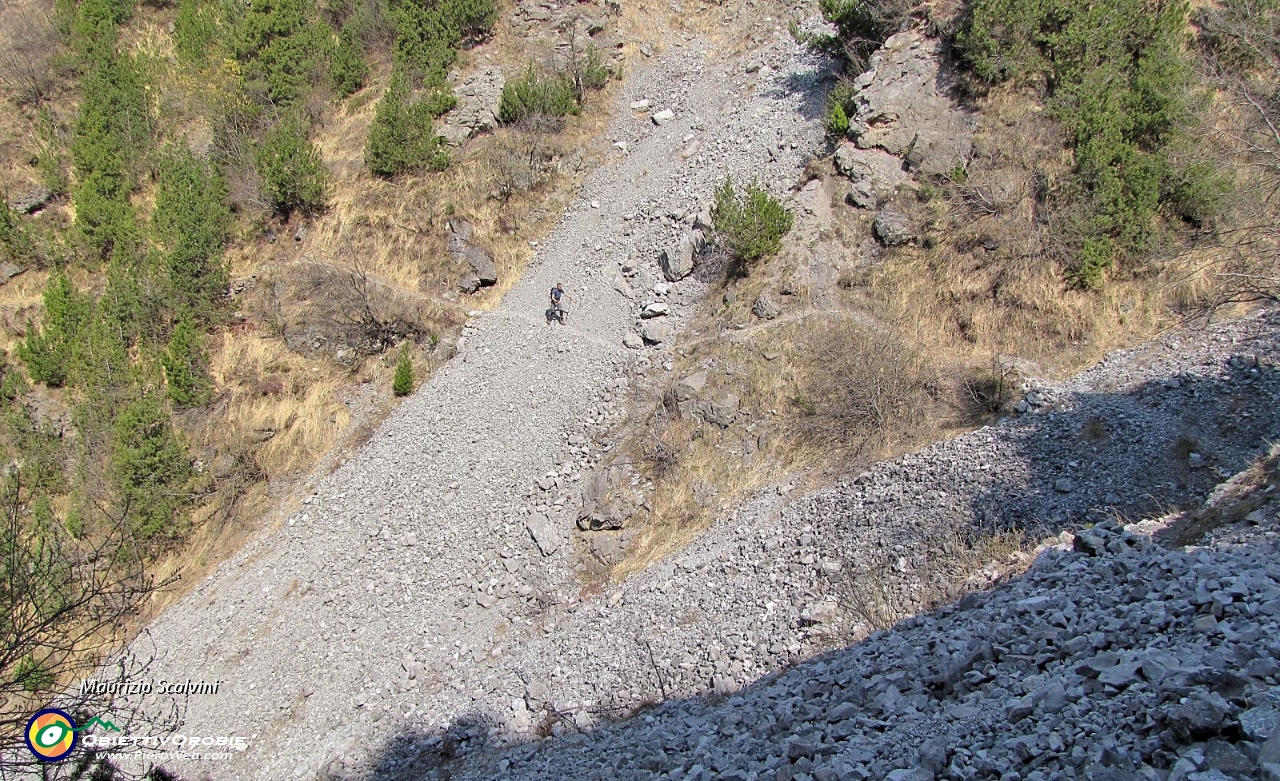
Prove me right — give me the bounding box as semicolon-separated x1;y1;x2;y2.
115;21;830;781
96;12;1280;781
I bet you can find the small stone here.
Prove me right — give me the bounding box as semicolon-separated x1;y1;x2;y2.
623;333;644;349
1054;478;1075;493
525;513;561;556
651;109;675;125
751;294;781;320
640;321;672;344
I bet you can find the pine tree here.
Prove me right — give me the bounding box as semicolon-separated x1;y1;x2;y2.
393;343;414;397
153;144;231;318
71;53;150;259
331;24;369;97
256;118;330;216
18;274;91;387
161;318;211;407
236;0;325;106
109;393;192;539
365;73;450;177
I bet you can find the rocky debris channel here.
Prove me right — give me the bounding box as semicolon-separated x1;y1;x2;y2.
101;10;1280;781
453;514;1280;781
366;308;1274;779
114;19;828;781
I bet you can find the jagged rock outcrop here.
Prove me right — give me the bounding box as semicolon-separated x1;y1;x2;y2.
439;67;505;145
447;219;498;292
847;30;977;176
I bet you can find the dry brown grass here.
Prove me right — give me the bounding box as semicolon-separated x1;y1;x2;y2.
833;524;1030;636
606;80;1231;579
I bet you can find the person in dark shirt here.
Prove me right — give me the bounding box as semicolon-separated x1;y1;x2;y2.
549;283;569;325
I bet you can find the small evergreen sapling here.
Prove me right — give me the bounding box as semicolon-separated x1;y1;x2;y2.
393;343;414;397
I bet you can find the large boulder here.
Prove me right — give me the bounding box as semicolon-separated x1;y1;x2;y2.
577;466;629;531
835;145;911;209
447;219;497;290
464;246;497;286
525;513;561;556
439;66;504;144
640;320;672;344
658;230;705;282
641;302;669;319
848;31;977;175
12;188;51;214
701;392;740;427
873;205;914;246
751;293;781;320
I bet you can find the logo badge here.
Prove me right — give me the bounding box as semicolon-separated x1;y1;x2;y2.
25;709;78;762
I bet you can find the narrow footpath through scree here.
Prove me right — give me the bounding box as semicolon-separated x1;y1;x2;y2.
119;25;829;781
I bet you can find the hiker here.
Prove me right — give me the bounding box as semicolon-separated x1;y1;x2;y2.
549;283;568;325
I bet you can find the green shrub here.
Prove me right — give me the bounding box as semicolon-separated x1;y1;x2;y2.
392;342;413;396
174;0;219;64
2;405;68;495
70;301;133;391
14;655;56;692
391;0;495;87
1066;237;1115;289
827;101;850;140
99;252;164;348
796;0;911;67
35;109;68;198
955;0;1212;283
256;118;330;216
109;393;192;539
161;318;211;407
365;73;451;176
153;144;231;316
711;176;795;268
1167;157;1232;227
497;67;579;124
825;82;854;140
71;53;151;259
0;202;34;265
332;23;369;96
236;0;327;105
440;0;496;41
71;0;133;59
18;274;91;387
567;44;612;99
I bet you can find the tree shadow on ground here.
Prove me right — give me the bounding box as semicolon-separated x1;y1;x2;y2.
357;320;1280;781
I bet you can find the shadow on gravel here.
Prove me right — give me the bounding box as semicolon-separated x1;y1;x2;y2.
356;329;1280;781
772;66;836;125
362;532;1280;781
964;348;1280;543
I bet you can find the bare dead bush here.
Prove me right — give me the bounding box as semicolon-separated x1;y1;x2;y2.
801;321;932;452
491;115;563;201
639;405;688;481
1188;0;1280;316
0;2;60;106
307;255;406;353
961;353;1017;417
0;474;185;775
827;525;1027;636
